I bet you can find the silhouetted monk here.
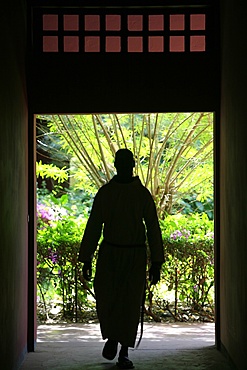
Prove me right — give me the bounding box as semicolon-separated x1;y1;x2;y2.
79;149;164;369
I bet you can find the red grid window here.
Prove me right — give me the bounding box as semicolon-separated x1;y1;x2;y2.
39;11;208;54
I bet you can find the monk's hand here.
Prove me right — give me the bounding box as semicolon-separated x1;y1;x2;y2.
82;261;92;281
149;262;161;285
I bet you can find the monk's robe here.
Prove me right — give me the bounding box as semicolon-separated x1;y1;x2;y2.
79;176;164;347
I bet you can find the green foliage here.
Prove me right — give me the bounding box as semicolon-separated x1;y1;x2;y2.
157;213;214;320
37;161;68;183
37;194;95;322
37;190;214;322
37;182;94;217
37;113;213;218
176;193;214;220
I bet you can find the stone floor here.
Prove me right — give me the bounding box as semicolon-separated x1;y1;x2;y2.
20;322;234;370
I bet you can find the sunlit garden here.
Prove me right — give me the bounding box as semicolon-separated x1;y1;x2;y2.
36;113;214;324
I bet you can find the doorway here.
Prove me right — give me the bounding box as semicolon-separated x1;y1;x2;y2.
29;113;215;348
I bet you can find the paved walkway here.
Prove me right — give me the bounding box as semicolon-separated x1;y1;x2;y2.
21;322;234;369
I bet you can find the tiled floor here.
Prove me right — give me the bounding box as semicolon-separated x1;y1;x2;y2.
20;322;234;369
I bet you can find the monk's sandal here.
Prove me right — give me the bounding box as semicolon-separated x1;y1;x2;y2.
116;356;135;369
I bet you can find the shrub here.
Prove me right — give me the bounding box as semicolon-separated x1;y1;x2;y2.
157;213;214;321
37;195;214;322
37;197;96;322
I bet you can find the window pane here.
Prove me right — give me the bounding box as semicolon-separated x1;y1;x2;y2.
170;36;185;52
106;37;121;52
64;36;79;52
170;15;185;31
149;36;164;52
105;15;121;31
190;14;206;30
128;37;143;52
84;36;100;52
43;36;58;52
84;15;100;31
43;15;58;31
63;15;79;31
149;15;164;31
128;15;143;31
190;36;206;51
